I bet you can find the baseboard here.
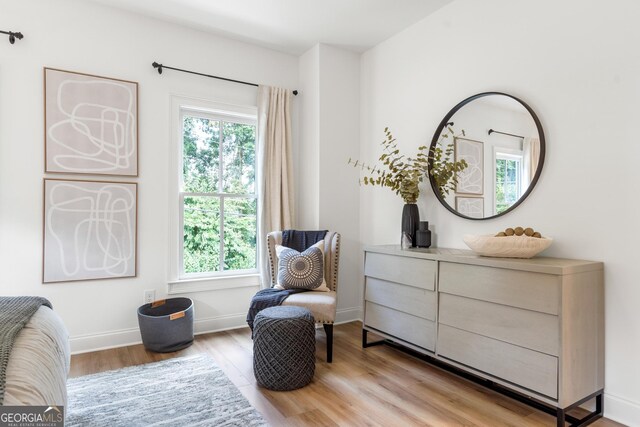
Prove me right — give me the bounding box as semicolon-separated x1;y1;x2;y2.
335;306;363;324
70;328;142;355
71;308;364;355
193;313;248;335
605;392;640;426
70;313;248;355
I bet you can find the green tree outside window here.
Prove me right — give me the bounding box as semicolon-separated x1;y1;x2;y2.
182;115;257;274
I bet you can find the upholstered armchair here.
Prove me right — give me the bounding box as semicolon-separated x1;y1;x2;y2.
266;231;340;363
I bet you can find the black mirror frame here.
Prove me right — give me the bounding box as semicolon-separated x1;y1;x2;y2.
428;92;546;220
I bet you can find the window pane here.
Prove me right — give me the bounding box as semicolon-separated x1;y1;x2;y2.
495;159;508;214
222;122;256;194
223;198;257;271
506;160;517;182
183;196;220;274
183;116;220;193
495;158;521;214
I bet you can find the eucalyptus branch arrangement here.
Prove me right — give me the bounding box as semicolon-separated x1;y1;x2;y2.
348;126;468;203
429;126;469;197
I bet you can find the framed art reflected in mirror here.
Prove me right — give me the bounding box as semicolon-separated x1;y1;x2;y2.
455;196;484;219
454;137;483;196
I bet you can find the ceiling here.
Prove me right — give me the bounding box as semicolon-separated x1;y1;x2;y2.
87;0;452;55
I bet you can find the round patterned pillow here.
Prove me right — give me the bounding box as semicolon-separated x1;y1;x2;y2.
276;242;324;290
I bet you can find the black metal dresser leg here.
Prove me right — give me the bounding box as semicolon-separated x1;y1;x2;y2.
557;390;604;427
557;407;565;427
362;328;386;348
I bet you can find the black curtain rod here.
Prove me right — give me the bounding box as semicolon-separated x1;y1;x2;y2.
152;62;298;96
488;128;524;139
0;30;23;44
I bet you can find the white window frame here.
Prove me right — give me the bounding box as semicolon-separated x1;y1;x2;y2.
493;148;523;215
168;95;259;294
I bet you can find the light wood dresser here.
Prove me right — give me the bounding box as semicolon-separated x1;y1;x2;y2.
362;245;604;427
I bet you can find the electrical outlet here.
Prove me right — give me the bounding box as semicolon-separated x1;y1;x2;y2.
144;290;156;304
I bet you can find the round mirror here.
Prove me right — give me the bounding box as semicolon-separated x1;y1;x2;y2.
428;92;545;220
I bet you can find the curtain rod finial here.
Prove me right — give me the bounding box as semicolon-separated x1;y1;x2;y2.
293;90;298;96
152;62;163;74
4;30;23;44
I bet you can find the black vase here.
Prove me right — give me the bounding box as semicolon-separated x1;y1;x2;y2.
401;203;420;248
416;221;432;248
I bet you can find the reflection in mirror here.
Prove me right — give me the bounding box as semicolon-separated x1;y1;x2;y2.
429;93;544;220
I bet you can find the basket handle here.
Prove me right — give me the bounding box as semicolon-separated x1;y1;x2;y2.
169;311;185;321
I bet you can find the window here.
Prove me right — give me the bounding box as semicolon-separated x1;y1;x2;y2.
495;152;522;214
179;108;258;279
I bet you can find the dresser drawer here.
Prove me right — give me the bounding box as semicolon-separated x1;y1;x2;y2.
439;293;559;356
365;252;435;290
438;325;558;398
365;277;436;321
439;262;560;315
365;302;435;351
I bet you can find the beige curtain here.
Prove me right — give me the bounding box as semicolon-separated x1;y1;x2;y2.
522;137;540;189
257;85;295;288
529;137;540;179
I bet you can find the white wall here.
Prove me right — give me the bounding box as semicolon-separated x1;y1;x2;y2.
0;0;298;352
297;46;321;229
298;44;362;321
317;45;362;321
360;0;640;423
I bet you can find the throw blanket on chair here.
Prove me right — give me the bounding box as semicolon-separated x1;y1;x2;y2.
246;288;307;333
282;229;327;252
0;296;52;404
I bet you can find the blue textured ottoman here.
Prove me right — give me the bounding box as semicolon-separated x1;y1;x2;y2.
253;306;315;391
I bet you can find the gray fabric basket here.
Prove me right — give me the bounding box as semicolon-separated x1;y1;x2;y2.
253;306;315;391
137;297;194;353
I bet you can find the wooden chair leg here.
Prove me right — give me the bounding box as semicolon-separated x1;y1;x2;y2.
323;323;333;363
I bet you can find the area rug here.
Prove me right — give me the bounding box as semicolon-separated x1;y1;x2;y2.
66;354;267;426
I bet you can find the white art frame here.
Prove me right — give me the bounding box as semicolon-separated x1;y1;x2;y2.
44;68;139;176
43;179;138;283
456;196;484;219
455;137;484;195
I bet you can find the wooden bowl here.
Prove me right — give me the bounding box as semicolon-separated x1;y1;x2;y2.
463;234;553;258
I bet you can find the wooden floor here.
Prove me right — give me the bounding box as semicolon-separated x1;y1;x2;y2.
70;322;622;427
